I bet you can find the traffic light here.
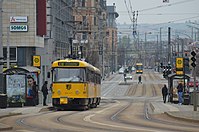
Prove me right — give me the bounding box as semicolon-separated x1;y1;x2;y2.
160;63;163;68
191;51;196;68
184;58;190;74
167;64;172;75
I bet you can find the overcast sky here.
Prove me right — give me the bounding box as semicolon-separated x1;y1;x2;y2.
106;0;199;24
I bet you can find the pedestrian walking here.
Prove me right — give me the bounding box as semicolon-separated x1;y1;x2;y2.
138;75;142;84
162;84;168;103
177;83;183;105
41;81;48;106
124;73;127;83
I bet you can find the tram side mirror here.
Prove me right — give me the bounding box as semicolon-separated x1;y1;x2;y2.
47;72;50;78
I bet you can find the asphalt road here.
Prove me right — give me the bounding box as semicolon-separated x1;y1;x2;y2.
0;70;199;132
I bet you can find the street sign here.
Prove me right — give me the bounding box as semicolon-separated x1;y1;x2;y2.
33;55;41;67
176;57;184;75
176;57;183;69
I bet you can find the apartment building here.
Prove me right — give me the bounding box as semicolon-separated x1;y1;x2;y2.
73;0;107;69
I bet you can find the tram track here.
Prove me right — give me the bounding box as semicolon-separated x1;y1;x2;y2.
125;83;138;96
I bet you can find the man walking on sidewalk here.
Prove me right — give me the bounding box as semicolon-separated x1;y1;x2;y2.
162;84;168;103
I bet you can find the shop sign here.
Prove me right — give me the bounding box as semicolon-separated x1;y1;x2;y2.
10;25;28;32
10;16;28;23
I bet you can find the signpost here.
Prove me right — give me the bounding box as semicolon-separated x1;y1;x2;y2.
190;51;197;111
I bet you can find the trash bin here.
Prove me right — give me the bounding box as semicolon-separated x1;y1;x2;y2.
183;93;190;105
0;94;7;108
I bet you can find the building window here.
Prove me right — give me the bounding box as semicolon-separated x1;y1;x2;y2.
82;0;85;7
3;47;17;61
94;17;97;26
77;0;85;7
83;16;87;26
82;33;87;40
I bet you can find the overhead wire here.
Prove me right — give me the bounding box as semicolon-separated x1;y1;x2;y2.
124;0;133;23
139;0;196;12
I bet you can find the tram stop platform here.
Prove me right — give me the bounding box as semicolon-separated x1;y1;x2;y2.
150;100;199;123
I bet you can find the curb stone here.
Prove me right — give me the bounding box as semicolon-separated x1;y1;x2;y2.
165;111;199;123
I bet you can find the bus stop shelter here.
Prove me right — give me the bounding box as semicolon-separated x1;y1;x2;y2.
168;73;190;103
3;66;40;107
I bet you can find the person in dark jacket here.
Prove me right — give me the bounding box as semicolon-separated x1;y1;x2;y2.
162;84;168;103
32;81;37;106
138;75;142;84
41;81;48;106
177;83;183;105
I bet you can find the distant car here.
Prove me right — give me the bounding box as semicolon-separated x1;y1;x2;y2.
125;74;133;80
119;68;124;74
131;67;136;72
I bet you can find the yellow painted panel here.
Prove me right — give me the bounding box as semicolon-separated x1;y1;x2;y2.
176;71;183;75
33;55;41;67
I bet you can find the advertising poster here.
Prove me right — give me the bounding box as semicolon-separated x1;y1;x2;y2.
6;74;26;104
26;73;38;98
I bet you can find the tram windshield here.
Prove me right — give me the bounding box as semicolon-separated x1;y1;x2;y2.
52;68;86;82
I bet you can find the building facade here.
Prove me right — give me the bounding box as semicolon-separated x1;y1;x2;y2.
2;0;45;68
107;4;119;73
42;0;73;84
73;0;107;69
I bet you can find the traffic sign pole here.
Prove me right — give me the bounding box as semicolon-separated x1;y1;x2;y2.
193;67;197;111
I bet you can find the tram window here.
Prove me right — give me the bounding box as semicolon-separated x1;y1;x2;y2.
52;68;86;82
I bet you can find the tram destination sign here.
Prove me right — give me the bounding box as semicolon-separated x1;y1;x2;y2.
58;62;79;67
10;25;28;32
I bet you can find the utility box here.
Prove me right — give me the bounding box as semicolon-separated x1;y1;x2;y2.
190;91;199;106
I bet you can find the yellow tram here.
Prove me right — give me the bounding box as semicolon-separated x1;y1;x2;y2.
135;63;143;74
50;59;101;110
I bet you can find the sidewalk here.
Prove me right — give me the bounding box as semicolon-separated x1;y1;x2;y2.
0;104;51;131
152;71;199;123
150;100;199;123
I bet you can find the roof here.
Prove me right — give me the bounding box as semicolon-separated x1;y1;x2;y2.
168;73;191;79
3;66;40;74
52;59;101;74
